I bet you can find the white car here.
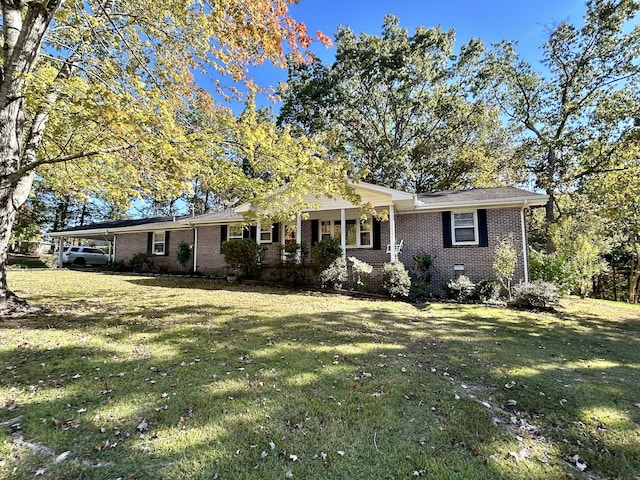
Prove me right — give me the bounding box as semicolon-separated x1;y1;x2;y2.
62;246;110;266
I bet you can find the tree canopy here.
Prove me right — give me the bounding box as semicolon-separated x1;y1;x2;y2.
278;15;524;193
0;0;347;309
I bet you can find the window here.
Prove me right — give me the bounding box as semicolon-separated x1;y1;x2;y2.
228;225;244;241
318;217;372;248
259;225;272;243
152;232;166;255
283;224;297;246
452;211;478;245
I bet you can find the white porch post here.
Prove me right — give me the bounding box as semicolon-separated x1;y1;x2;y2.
340;209;347;260
107;237;112;265
57;237;64;268
193;227;198;273
296;215;302;263
389;204;397;263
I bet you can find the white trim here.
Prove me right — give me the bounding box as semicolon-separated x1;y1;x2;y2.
340;209;346;260
296;215;302;263
415;196;548;211
152;231;166;255
389;205;396;263
451;210;479;246
193;227;198;273
227;224;244;241
521;208;529;282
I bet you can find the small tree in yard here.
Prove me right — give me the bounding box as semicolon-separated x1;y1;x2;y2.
176;242;191;272
493;236;517;298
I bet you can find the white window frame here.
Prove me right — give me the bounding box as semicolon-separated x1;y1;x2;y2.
318;216;372;248
152;232;166;255
259;224;272;244
451;210;479;246
227;224;244;241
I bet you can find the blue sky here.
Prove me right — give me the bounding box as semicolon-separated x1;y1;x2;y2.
246;0;588;103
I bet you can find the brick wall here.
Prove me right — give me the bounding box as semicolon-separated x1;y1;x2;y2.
395;208;526;295
115;229;196;272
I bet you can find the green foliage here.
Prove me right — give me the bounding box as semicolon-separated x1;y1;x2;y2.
221;239;266;279
129;253;154;273
445;275;476;301
349;256;373;291
481;0;640;233
176;241;192;270
309;237;342;271
511;281;560;309
319;257;348;289
529;249;571;294
382;262;411;298
493;236;517;297
410;251;434;298
279;15;522;192
475;279;501;303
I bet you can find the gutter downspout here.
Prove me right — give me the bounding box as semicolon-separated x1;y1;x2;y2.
192;226;198;273
521;203;529;283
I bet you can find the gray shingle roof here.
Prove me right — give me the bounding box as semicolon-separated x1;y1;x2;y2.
415;187;547;208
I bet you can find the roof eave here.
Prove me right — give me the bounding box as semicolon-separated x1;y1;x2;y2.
414;195;549;211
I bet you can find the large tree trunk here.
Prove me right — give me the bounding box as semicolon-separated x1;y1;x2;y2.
629;249;640;304
0;173;36;310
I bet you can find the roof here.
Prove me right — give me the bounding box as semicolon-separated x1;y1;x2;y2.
414;187;548;210
49;186;547;239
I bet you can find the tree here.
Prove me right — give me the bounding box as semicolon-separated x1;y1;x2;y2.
481;0;640;251
0;1;344;310
278;15;523;193
493;236;517;298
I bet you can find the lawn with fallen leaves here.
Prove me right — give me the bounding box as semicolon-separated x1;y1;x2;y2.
1;270;639;479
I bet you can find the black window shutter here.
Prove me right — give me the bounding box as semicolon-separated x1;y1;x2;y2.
311;220;319;245
478;209;488;247
373;218;381;250
249;226;257;241
147;232;153;255
442;212;453;248
242;227;249;239
220;225;227;253
272;223;280;243
164;231;170;256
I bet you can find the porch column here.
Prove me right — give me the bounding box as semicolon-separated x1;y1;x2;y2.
107;238;112;265
389;204;397;263
57;237;64;268
296;215;302;263
340;208;346;260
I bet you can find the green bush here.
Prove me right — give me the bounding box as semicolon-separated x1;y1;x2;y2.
410;251;433;298
475;279;501;302
320;257;348;289
529;249;570;294
445;275;476;301
382;262;411;298
130;252;154;272
310;237;342;271
511;281;560;308
221;238;266;279
176;241;192;271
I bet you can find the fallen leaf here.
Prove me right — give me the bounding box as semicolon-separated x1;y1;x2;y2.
95;439;109;451
137;419;148;432
54;451;71;463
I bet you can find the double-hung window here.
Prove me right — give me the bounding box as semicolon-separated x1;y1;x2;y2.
451;211;478;245
228;225;244;241
319;216;372;248
152;232;166;255
259;225;272;243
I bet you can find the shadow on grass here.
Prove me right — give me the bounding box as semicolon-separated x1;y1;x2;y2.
1;280;639;479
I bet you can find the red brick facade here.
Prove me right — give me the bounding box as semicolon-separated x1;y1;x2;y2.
113;207;527;294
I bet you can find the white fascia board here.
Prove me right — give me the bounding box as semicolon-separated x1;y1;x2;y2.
413;195;549;211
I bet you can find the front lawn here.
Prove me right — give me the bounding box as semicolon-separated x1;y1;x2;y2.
1;271;639;479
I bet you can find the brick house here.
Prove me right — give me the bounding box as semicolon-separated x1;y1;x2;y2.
49;182;547;294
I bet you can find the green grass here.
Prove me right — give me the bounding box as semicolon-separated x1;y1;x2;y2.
1;270;639;479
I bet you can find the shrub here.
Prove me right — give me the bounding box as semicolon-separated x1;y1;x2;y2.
493;236;517;298
320;257;348;289
310;237;342;271
130;252;154;272
511;281;560;308
176;241;191;271
221;238;266;279
349;256;373;291
410;251;433;298
445;275;476;301
382;262;411;298
475;279;501;303
529;249;570;294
